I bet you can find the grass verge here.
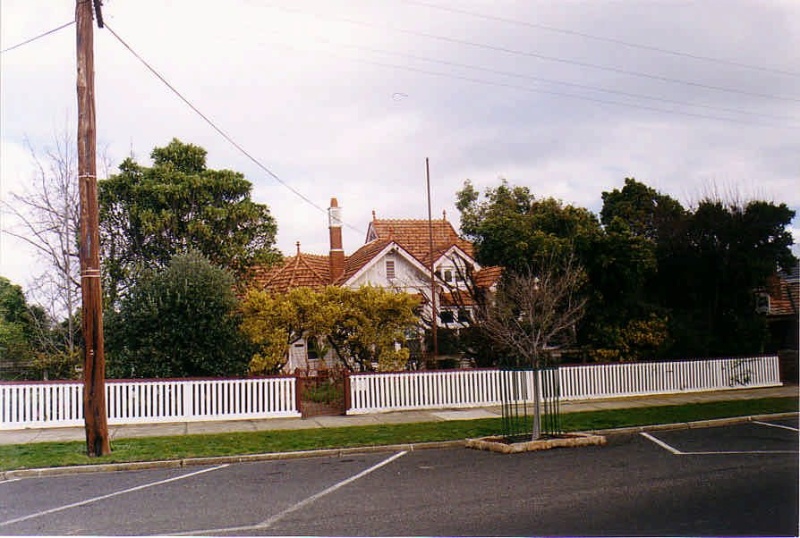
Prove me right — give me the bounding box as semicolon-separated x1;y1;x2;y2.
0;396;796;472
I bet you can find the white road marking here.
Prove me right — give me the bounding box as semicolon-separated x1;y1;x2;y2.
174;450;408;536
640;432;683;455
641;430;798;456
753;420;799;432
0;464;229;528
680;450;799;455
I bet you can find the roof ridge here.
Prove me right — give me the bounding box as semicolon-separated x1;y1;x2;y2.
295;252;329;285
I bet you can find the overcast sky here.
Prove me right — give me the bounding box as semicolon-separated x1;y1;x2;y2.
2;0;798;299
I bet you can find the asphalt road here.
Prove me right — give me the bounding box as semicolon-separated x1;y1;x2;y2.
1;418;797;536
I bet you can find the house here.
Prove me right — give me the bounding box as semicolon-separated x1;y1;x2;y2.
252;198;500;372
758;262;799;381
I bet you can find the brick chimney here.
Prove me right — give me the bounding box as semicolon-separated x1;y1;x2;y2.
328;197;345;283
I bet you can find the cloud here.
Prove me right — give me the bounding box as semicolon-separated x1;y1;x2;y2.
2;0;798;291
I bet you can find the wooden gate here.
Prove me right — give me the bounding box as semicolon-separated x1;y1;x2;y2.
296;372;347;417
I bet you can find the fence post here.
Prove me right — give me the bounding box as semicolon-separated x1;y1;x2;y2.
344;372;351;414
294;375;302;415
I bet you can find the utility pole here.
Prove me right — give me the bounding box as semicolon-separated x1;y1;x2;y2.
426;158;438;359
77;0;110;457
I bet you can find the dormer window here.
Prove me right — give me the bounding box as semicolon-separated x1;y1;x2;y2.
444;269;453;283
386;259;396;280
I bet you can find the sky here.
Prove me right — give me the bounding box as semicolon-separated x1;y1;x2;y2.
2;0;799;301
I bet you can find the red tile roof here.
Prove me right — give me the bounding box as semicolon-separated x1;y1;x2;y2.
768;281;799;317
252;251;330;293
335;239;393;285
252;211;499;294
474;266;503;288
367;218;474;266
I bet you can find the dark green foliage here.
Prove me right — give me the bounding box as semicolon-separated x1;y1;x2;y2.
600;177;686;242
99;138;280;304
458;177;796;360
656;198;796;356
0;277;34;376
105;252;252;379
457;179;600;271
0;277;84;380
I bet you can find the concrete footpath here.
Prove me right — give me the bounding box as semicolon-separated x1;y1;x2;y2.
2;384;797;446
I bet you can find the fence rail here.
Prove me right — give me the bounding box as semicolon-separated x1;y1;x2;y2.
0;377;299;430
347;356;781;414
0;356;781;429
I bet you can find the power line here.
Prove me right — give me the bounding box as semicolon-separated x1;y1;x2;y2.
104;23;364;237
263;38;797;129
401;0;800;79
0;21;74;55
301;34;797;125
265;4;800;104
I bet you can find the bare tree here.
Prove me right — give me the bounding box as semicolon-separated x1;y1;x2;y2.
478;253;587;439
0;130;83;373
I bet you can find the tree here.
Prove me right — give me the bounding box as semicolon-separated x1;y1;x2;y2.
0;132;85;364
477;254;587;439
458;179;632;361
600;177;686;242
0;277;34;377
241;286;421;374
323;286;420;372
457;179;601;271
241;287;336;375
99;138;280;304
105;251;251;378
661;197;796;356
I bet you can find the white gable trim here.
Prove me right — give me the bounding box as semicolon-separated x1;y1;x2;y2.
342;241;432;288
434;245;480;271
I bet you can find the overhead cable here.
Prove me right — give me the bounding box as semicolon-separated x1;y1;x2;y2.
401;0;800;79
0;21;74;55
264;4;800;104
104;23;366;236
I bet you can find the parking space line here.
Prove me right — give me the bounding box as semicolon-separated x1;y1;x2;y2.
174;451;408;536
753;420;799;432
0;464;229;529
640;432;683;455
680;450;799;455
641;430;798;456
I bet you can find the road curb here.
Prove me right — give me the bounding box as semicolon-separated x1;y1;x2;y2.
589;411;799;436
2;413;795;480
0;440;466;481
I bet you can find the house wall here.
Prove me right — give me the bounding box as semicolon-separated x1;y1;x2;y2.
349;252;433;299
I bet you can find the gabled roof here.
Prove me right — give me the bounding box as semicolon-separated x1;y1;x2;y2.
767;276;799;317
335;239;392;285
252;248;330;293
366;217;474;266
339;240;431;287
253;207;500;295
474;266;503;289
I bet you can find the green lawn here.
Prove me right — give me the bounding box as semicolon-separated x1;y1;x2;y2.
0;397;796;472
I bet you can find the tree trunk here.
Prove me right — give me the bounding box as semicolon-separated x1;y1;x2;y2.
531;367;542;441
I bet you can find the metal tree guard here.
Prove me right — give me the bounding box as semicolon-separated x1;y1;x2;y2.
499;359;563;441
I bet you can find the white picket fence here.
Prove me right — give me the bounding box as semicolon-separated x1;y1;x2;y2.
346;356;782;414
0;377;299;430
0;356;782;429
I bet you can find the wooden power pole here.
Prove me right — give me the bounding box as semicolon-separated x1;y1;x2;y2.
76;0;110;457
426;158;438;359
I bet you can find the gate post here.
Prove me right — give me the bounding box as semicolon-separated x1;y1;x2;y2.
294;375;302;417
344;372;351;414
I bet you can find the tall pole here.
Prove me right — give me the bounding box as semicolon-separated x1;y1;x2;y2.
426;158;438;359
77;0;110;457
